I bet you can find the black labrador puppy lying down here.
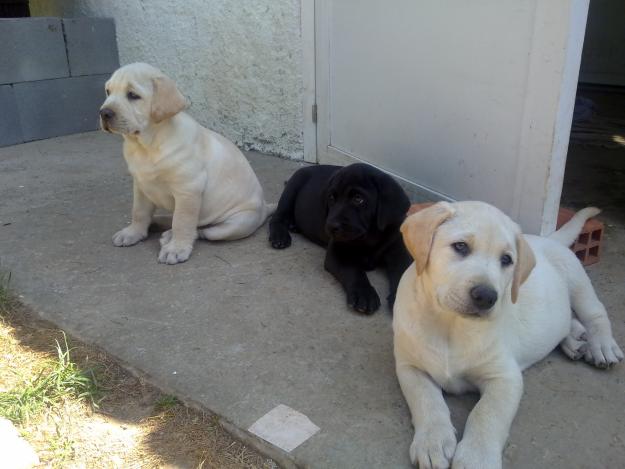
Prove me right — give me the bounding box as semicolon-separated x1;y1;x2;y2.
269;163;412;314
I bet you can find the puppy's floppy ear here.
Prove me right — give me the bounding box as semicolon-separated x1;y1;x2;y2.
400;202;454;275
373;172;410;231
511;233;535;304
151;76;187;123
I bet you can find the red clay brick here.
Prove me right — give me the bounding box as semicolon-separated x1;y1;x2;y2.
557;207;603;266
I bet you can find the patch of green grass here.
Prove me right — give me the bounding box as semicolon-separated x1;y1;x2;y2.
154;394;181;412
0;271;11;315
0;333;100;424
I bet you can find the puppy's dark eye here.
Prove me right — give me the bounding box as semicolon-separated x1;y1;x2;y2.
501;254;513;267
352;194;364;206
127;91;141;100
105;89;110;96
452;242;469;256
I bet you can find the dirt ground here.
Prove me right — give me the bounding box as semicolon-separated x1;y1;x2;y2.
0;287;278;469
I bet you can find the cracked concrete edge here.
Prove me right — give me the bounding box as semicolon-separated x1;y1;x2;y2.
13;293;301;469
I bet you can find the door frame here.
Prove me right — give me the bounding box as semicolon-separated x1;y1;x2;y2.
301;0;317;163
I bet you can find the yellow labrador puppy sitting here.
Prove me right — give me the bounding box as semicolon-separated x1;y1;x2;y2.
100;63;274;264
394;201;623;469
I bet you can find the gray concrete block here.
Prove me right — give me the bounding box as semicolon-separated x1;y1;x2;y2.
0;85;24;147
0;18;69;85
63;18;119;77
14;75;107;142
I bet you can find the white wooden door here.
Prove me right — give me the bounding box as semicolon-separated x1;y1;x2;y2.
315;0;589;234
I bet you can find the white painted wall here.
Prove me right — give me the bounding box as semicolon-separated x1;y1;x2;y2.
32;0;305;159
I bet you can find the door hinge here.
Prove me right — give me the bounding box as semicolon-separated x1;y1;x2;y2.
312;104;317;124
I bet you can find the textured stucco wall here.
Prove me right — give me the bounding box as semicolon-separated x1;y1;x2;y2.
31;0;305;159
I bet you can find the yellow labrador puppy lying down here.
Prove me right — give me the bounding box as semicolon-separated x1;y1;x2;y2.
100;63;274;264
394;201;623;469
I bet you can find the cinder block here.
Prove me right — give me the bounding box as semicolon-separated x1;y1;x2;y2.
557;207;603;266
63;18;120;77
0;85;24;147
0;18;69;85
14;75;108;142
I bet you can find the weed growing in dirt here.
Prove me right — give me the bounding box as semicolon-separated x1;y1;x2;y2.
0;332;100;424
154;394;181;412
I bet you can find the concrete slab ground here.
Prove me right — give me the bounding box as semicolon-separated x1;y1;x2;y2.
1;132;624;468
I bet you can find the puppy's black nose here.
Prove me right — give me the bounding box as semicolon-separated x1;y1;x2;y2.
470;285;498;311
327;221;342;235
99;108;115;120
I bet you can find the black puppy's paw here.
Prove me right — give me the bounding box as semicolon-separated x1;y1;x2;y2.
269;225;292;249
347;284;381;315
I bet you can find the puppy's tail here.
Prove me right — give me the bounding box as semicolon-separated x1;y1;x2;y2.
549;207;601;246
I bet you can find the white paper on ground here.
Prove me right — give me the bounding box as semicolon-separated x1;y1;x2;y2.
248;404;320;452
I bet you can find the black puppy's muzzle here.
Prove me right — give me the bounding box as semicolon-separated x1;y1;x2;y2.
325;219;363;242
326;220;342;236
470;285;498;313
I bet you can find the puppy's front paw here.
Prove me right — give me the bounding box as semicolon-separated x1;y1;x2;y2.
452;438;500;469
347;283;380;314
584;334;624;368
269;224;291;249
410;424;456;469
112;226;147;247
158;242;193;265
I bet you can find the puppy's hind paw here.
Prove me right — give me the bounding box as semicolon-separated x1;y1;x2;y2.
269;225;292;249
560;334;588;361
347;283;380;315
